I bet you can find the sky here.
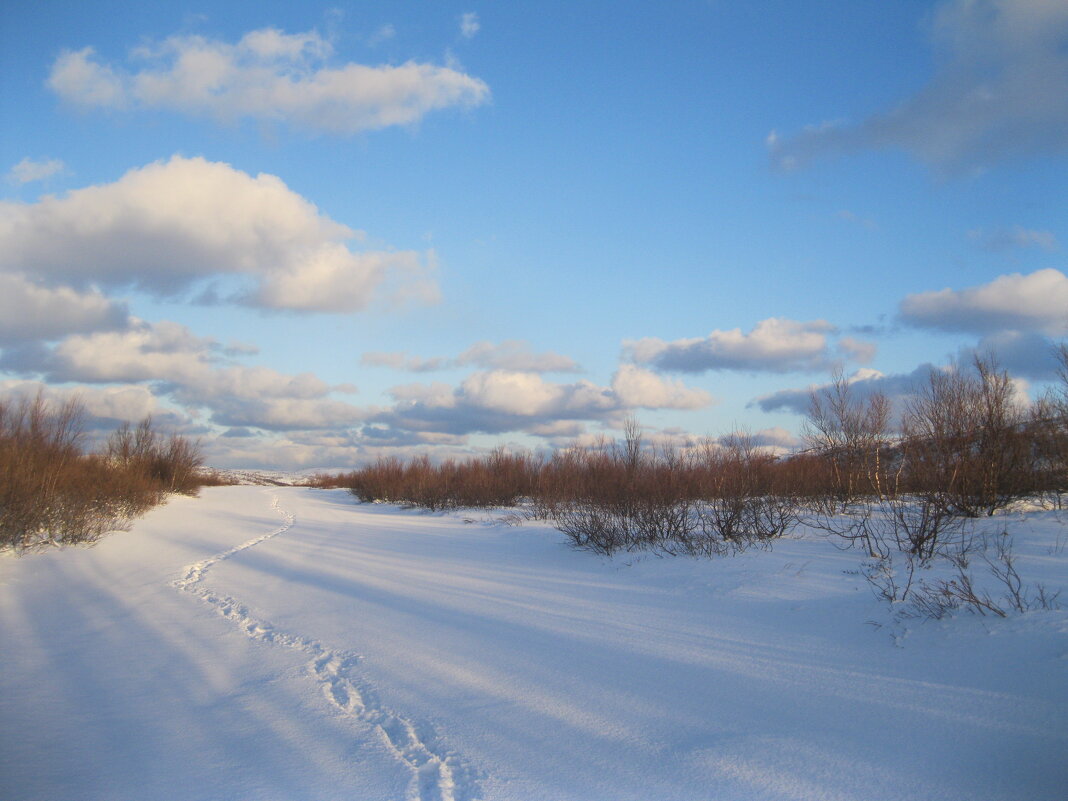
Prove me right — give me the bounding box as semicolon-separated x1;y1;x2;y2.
1;0;1066;469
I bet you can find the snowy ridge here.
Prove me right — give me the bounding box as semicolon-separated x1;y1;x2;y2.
172;491;478;801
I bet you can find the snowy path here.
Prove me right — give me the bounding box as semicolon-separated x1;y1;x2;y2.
171;493;474;801
2;486;1067;801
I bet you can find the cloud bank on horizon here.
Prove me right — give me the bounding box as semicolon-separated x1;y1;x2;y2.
1;1;1066;468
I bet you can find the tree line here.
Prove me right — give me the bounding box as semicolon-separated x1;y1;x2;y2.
314;349;1068;560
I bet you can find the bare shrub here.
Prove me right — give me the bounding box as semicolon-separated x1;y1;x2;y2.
903;355;1040;517
106;417;204;496
344;449;540;511
548;421;702;555
1;396;204;552
694;432;798;549
546;425;799;558
195;469;241;487
843;496;971;602
908;532;1062;619
1030;342;1068;505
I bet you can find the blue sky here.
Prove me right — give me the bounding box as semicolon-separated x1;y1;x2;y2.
1;0;1066;468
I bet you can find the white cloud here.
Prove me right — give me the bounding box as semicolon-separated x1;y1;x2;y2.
376;367;712;436
0;379;183;430
609;364;712;409
6;157;65;185
459;371;581;417
207;396;365;431
0;273;128;344
21;321;367;432
625;318;838;373
769;0;1068;173
0;155;437;313
743;426;802;450
49;28;490;134
899;268;1068;335
456;340;580;372
460;13;481;39
49;48;126;107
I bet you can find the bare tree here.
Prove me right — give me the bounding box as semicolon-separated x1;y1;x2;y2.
903;355;1037;517
803;370;892;510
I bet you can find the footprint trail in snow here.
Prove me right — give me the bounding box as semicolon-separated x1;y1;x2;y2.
172;491;479;801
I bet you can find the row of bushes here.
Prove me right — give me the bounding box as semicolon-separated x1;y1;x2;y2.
0;395;207;551
315;352;1068;558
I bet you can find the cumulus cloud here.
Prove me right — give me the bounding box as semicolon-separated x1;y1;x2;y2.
610;364;712;409
16;321;367;432
899;268;1068;335
374;367;713;437
6;157;65;185
0;155;437;313
968;225;1058;252
625;318;841;373
0;273;129;344
205;396;365;431
48;27;490;134
0;379;186;432
768;0;1068;173
458;371;611;418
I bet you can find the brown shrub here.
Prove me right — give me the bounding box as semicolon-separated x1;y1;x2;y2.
1;396;204;551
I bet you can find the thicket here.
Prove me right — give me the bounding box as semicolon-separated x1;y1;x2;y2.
0;395;206;551
319;352;1068;576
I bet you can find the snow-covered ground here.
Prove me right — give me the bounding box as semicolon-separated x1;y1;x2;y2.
2;486;1066;801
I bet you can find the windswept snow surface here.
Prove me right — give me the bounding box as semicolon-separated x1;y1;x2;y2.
2;487;1066;801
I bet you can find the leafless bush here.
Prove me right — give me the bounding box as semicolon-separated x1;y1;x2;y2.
106;417;204;496
694;433;798;547
548;421;703;555
547;425;800;558
1;396;204;551
903;355;1041;517
1029;343;1068;506
194;469;240;487
840;495;970;603
907;532;1062;619
343;449;540;511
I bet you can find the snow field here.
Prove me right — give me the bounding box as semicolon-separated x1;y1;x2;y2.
2;486;1066;800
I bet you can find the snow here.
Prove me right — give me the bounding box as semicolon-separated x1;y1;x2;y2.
2;486;1066;801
